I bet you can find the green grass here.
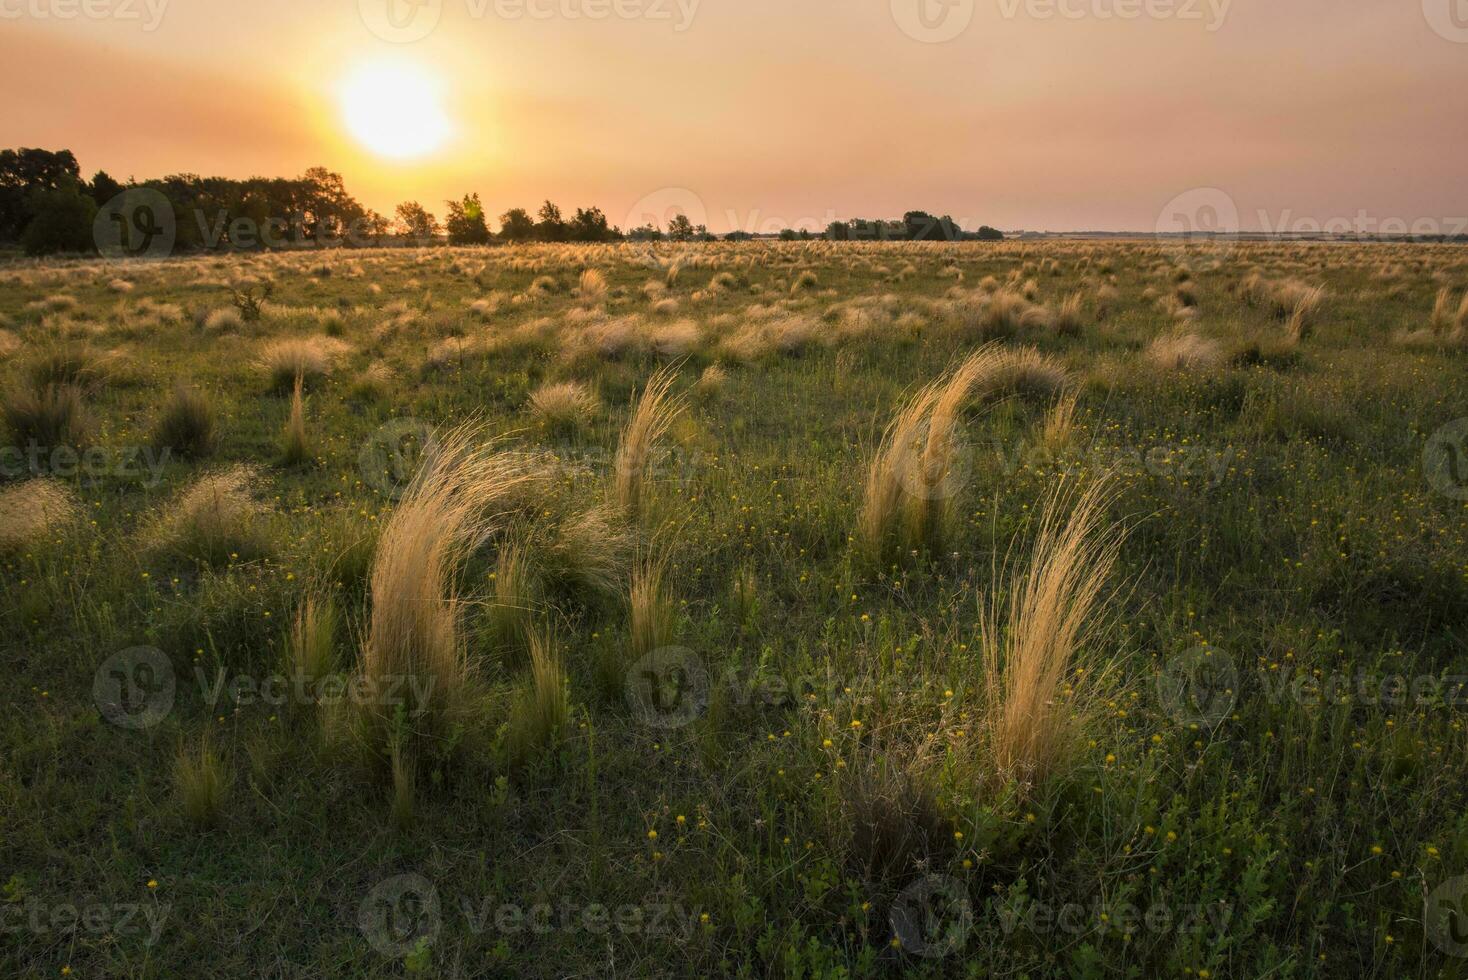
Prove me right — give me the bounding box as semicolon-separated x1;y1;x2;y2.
1;240;1467;977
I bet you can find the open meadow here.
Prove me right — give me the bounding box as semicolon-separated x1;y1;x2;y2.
2;239;1468;977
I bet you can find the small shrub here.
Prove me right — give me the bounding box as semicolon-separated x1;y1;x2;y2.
286;593;339;691
152;385;216;458
202;308;244;333
529;381;597;437
1145;332;1223;372
259;336;346;393
506;631;571;771
176;735;228;829
4;383;92;453
148;466;269;566
629;556;677;659
280;375;310;465
0;478;79;553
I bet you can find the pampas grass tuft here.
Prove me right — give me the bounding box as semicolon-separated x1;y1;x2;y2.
614;366;687;519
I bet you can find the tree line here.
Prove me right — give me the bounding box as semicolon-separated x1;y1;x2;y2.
0;147;1008;255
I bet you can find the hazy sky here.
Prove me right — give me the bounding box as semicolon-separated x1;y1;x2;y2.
2;0;1465;232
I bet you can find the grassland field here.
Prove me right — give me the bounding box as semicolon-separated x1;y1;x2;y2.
1;239;1467;978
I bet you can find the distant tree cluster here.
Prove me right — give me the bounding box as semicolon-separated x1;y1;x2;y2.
626;213;714;242
145;167;380;250
823;211;1003;242
1;148;383;255
0;147;1010;254
1;148;106;255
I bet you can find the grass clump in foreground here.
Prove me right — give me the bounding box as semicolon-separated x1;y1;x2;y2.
613;364;686;519
349;424;543;770
974;480;1122;787
0;477;79;552
146;465;270;566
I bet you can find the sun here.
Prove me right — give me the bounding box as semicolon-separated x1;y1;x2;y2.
338;60;452;160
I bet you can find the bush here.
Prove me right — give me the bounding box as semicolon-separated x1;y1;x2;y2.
153;385;216;458
4;383;91;453
22;183;98;256
147;466;270;567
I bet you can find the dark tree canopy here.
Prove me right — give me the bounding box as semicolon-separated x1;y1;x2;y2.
445;193;491;245
395;201;440;242
535;200;566;242
0;147;1007;253
499;207;535;242
1;148;83;241
22;177;98;256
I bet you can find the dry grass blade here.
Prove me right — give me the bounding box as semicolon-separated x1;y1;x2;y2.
629;552;677;659
506;630;571;770
614;365;687;518
359;423;546;753
980;480;1122;788
857;380;939;563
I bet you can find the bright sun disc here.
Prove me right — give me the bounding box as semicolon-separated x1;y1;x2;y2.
339;61;451;160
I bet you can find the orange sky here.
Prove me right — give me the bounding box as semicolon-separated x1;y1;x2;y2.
2;0;1465;233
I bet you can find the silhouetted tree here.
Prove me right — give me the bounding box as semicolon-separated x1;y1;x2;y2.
499;207;535;242
88;170;124;208
535;200;566;242
0;147;82;241
300;167;364;239
363;210;391;243
445;193;491;245
666;214;695;242
903;211;960;241
395;201;440;243
568;206;615;242
22;176;97;255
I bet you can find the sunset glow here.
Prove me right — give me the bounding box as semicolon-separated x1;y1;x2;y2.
3;3;1464;231
338;60;453;161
